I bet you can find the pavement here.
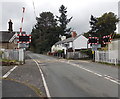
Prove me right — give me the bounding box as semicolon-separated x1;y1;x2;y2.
2;79;39;97
2;55;47;98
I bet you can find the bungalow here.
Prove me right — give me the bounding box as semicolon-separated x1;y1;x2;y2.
51;32;91;55
0;31;17;49
0;19;26;49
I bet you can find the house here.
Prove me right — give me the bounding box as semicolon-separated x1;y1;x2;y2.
0;31;17;49
51;32;91;55
0;19;26;49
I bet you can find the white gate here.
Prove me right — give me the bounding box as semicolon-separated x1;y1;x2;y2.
2;49;25;63
95;50;119;65
67;52;89;59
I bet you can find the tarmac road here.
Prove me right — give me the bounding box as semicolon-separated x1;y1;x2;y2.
28;52;119;98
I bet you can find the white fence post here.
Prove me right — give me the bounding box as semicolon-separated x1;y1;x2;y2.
19;49;25;64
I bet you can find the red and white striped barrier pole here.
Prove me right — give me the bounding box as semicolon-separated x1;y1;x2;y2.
17;7;25;49
20;7;25;34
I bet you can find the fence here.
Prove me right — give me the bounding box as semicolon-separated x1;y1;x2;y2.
1;49;25;62
67;52;89;59
95;50;119;65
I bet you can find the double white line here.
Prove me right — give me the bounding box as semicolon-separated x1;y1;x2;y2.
60;60;120;85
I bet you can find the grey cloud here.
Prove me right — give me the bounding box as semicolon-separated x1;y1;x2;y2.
1;0;119;34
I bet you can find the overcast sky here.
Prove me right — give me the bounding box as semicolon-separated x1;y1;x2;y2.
0;0;120;34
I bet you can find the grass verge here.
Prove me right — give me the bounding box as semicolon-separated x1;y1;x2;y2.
97;61;120;67
0;59;19;66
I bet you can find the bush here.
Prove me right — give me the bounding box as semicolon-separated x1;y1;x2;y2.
57;50;64;54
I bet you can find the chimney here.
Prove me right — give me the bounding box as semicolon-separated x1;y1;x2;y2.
71;31;77;38
8;19;13;32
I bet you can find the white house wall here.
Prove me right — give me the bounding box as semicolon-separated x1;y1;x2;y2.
68;42;73;48
73;35;90;49
51;35;91;53
51;45;56;52
57;44;63;50
51;44;66;52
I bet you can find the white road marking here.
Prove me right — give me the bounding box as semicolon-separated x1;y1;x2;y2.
3;66;18;78
33;59;51;98
60;60;120;85
76;60;90;63
103;75;120;85
104;76;120;85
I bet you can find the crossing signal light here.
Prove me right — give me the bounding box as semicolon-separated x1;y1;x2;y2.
17;34;31;43
19;36;29;42
88;37;98;44
88;35;112;45
102;35;111;44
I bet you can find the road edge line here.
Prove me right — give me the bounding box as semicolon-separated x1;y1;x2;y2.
33;59;51;98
